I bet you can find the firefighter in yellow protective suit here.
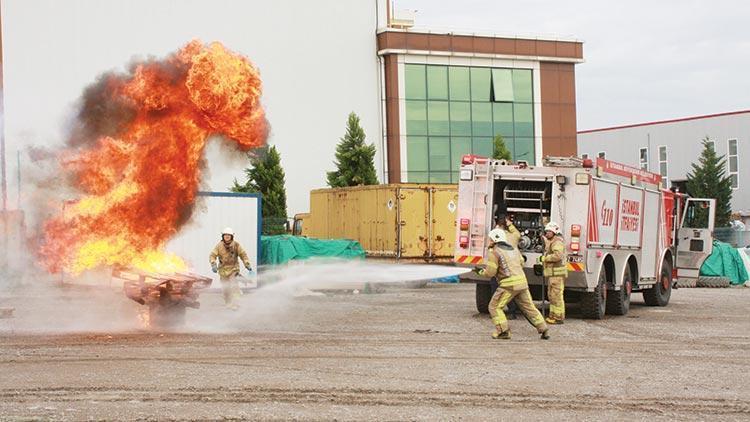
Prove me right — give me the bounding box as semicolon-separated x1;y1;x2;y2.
540;222;567;324
209;227;252;310
476;228;550;340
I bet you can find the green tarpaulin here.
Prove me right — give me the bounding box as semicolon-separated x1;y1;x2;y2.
260;235;365;265
700;240;749;285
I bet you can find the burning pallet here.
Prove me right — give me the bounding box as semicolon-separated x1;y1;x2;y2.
114;269;212;328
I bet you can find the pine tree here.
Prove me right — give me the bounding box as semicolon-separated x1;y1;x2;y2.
327;112;378;187
686;137;733;227
231;145;288;234
493;135;512;161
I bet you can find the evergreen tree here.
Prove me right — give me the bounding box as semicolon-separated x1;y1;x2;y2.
231;145;288;234
686;137;733;227
493;135;512;161
327;112;378;187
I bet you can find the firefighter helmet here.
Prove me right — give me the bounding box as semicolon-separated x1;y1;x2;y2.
488;228;508;245
544;222;561;235
222;227;235;236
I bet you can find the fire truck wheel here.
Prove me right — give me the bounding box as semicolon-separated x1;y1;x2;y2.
644;260;672;306
606;265;632;316
580;267;607;319
476;283;493;314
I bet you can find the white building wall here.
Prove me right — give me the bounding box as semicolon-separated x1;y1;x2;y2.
4;0;383;219
578;112;750;212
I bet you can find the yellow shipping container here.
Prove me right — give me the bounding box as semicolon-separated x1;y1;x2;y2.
295;184;458;261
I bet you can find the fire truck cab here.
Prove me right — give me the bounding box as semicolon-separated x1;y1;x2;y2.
454;155;716;319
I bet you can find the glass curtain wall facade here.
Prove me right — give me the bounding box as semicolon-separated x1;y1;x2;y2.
405;64;535;183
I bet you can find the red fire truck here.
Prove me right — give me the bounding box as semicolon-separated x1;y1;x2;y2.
454;155;716;319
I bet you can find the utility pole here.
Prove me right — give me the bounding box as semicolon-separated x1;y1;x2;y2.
0;1;5;213
0;0;7;276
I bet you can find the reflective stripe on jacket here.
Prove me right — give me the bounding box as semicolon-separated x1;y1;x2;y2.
481;244;528;289
209;240;251;278
543;236;568;278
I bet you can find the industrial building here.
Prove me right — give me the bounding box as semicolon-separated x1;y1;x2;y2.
578;110;749;213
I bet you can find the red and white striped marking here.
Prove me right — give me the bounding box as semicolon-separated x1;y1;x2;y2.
588;181;599;243
455;255;483;265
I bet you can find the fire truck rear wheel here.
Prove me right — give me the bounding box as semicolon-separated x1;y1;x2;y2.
580;267;607;319
606;265;632;316
475;283;493;314
644;260;672;306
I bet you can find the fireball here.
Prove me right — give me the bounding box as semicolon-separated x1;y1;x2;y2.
40;40;268;274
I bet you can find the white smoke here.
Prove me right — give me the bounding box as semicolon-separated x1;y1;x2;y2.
0;259;469;334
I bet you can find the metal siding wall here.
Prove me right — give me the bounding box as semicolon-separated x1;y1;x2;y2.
166;194;259;288
578;113;750;211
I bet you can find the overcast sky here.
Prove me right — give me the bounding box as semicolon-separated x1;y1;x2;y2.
2;0;749;216
397;0;750;130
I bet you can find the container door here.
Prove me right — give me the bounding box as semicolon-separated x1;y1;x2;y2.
430;187;459;259
675;198;716;279
397;187;430;258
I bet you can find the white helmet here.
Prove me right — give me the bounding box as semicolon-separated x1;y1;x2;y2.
488;228;508;245
222;227;235;236
544;222;561;235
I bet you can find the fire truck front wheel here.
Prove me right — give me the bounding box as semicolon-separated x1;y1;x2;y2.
580;268;607;319
644;260;672;306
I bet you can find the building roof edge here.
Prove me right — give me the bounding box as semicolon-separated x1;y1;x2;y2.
578;110;750;135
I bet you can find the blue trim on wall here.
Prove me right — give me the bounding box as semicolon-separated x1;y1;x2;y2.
198;191;262;199
197;191;263;267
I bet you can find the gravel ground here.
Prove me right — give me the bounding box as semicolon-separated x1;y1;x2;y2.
0;283;749;421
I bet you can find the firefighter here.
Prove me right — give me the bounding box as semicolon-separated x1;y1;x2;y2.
475;228;550;340
209;227;252;310
495;214;521;249
540;221;567;324
494;214;522;319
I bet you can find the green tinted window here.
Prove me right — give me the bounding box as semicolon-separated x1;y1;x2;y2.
427;101;449;135
450;102;471;136
405;64;426;100
430;172;451;183
512;69;533;102
514;137;534;162
408;172;429;183
426;66;448;100
449;67;471;100
405;64;537;179
471;68;491;101
513;103;534;137
407;136;428;172
429;137;451;171
405;100;427;136
451;137;472;171
491;68;514;102
473;137;493;158
493;103;514;138
471;102;492;136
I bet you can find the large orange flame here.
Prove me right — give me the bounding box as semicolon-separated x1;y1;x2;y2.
40;40;268;274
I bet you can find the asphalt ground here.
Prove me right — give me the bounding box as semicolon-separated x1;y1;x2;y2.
0;283;749;421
